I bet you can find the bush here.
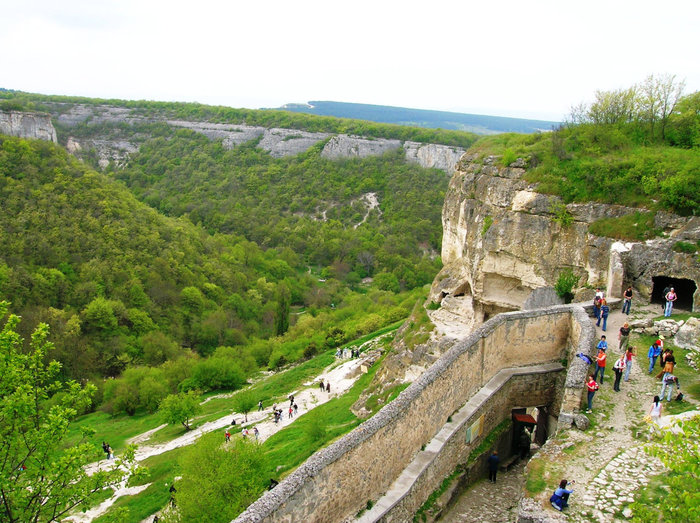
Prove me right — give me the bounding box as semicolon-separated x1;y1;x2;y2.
672;241;699;254
191;357;246;391
481;215;493;237
554;269;579;303
588;212;661;241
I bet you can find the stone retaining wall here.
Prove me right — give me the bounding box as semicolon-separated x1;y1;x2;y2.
233;305;595;523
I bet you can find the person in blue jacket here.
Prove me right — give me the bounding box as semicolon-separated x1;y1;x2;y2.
550;479;574;511
647;342;661;374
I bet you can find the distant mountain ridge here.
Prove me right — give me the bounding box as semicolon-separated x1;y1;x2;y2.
278;101;559;134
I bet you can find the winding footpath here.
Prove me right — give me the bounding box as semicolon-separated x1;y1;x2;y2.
67;355;369;522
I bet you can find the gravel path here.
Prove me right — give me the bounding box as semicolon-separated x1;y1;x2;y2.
66;356;367;522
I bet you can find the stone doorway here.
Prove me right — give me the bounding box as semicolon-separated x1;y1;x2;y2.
650;276;697;311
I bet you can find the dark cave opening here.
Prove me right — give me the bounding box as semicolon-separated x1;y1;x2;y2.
650;276;697;311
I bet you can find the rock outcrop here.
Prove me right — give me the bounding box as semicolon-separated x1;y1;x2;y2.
0;110;57;142
403;141;465;173
430;154;700;323
321;134;401;159
40;102;464;172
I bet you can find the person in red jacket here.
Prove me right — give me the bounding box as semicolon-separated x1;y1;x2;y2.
586;375;599;413
593;349;607;384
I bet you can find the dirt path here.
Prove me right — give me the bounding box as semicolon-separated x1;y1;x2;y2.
67;356;367;522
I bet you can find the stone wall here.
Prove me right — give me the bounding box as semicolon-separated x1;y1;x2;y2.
233;306;594;523
366;365;563;522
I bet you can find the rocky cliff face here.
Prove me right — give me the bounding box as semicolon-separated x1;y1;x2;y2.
43;102;463;172
430;154;700;322
0;110;57;142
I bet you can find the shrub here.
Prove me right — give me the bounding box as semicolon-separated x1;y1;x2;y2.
501;148;517;167
672;241;699;254
191;357;246;391
481;215;493;237
554;269;579;303
550;202;574;227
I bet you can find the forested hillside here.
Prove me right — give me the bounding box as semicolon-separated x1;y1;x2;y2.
0;135;424;414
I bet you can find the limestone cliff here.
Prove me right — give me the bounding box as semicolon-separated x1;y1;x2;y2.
0;110;57;142
430;154;700;322
42;102;463;173
364;153;699;397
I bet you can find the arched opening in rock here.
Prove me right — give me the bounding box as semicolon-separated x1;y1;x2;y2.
452;281;472;299
650;276;697;311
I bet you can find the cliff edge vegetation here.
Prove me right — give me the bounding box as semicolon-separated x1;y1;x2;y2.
468;75;699;220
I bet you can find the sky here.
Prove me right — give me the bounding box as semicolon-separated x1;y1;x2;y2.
2;0;699;121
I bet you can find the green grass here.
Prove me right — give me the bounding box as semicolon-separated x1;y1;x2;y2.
94;446;187;522
86;325;400;522
588;211;662;241
261;351;385;478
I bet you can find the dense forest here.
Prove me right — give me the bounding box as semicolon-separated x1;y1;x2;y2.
0;135;431;415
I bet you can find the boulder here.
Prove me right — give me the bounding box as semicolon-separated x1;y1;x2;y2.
675;317;700;351
573;414;590;431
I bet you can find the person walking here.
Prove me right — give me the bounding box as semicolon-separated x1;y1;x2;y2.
258;400;263;412
253;426;259;440
623;346;634;381
613;353;626;392
618;322;631;353
319;380;325;391
593;293;601;322
487;451;500;483
648;396;663;423
597;299;610;331
326;382;330;393
621;286;633;314
586;375;599;412
664;287;677;317
593;347;607;384
648;342;661;374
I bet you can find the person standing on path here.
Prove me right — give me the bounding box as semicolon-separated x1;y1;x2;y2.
258;400;263;412
597;299;610;331
623;346;635;382
664;287;677;317
593;345;607;384
618;322;631;353
586;375;599;412
660;374;680;402
487;451;500;483
593;293;602;322
649;396;663;423
613;353;626;392
326;382;330;393
622;286;633;314
648;342;661;374
662;285;672;312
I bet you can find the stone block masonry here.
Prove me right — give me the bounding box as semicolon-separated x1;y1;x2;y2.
233;305;594;523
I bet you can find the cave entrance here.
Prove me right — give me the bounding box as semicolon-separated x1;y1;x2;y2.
651;276;697;311
511;407;548;460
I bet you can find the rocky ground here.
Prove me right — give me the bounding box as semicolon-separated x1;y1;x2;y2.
440;302;698;523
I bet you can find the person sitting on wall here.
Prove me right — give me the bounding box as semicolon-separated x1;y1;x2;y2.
550;479;575;511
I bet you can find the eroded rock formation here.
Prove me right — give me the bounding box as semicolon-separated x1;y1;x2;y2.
0;110;57;142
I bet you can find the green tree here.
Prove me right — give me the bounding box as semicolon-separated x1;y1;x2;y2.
159;391;202;430
232;391;257;423
631;416;700;522
0;301;135;522
275;282;290;336
172;435;269;522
